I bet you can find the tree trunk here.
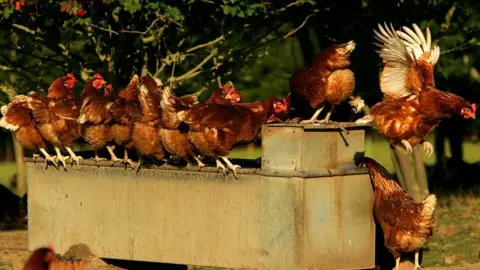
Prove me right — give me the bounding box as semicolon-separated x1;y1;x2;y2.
390;144;427;202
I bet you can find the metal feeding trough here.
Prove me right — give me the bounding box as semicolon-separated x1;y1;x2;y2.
26;123;375;270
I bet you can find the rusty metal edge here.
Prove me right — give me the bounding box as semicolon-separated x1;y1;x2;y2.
263;122;373;131
24;157;368;178
257;167;369;178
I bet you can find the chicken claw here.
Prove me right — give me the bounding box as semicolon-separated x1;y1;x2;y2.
194;156;206;169
91;150;107;166
414;251;422;270
40;148;58;169
420;140;434;157
106;145;124;164
300;107;324;124
395;257;400;270
54;146;68;170
220;156;241;179
215;158;226;176
401;140;413;156
65;146;83;170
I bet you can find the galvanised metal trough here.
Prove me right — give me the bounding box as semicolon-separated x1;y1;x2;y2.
26;123;375;270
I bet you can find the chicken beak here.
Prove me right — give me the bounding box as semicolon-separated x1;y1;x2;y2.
345;40;356;52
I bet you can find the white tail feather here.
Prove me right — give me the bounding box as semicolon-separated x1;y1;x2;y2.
0;116;19;131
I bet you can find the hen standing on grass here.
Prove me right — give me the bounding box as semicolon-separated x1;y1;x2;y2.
356;23;476;156
289;40;356;124
358;157;436;270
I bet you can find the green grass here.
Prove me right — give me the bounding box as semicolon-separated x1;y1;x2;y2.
0;162;16;190
423;193;480;267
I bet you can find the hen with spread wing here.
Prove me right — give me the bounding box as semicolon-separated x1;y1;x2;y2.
358;157;436;270
356;23;476;156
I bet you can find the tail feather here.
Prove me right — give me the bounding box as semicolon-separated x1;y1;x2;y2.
422;194;437;216
160;86;180;130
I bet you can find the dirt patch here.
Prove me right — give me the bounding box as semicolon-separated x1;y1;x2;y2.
0;230;122;270
1;229;479;270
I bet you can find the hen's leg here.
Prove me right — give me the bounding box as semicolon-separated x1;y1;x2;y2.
123;149;136;170
65;146;83;170
39;148;58;169
220;156;241;179
420;140;434;157
92;150;107;166
395;257;400;270
54;146;67;169
414;251;422;270
32;154;39;163
318;107;334;123
194;155;206;169
107;145;123;164
215;158;226;176
401;140;413;156
300;107;324;124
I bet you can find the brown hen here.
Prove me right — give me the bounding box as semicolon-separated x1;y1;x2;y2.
23;244;56;270
356;23;476;156
27;73;106;169
358;157;436;270
130;75;166;171
77;83;115;165
0;95;58;168
289;40;356;124
177;92;289;178
109;74;140;169
205;81;245;105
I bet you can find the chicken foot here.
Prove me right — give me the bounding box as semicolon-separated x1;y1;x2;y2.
220;156;241;179
414;251;421;270
395;257;400;270
91;150;107;166
39;148;58;169
194;156;206;169
300;107;324;124
215;158;227;176
54;146;69;169
107;145;122;163
401;140;413;156
65;147;83;170
420;140;433;157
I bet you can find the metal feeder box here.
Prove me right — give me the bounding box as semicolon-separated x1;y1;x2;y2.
27;123;374;270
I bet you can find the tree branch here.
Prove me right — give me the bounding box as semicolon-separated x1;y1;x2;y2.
284;14;314;38
167;49;216;83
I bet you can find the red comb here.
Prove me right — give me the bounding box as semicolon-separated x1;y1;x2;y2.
67;73;75;79
95;73;104;80
106;84;112;89
472;103;476;113
47;243;54;250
